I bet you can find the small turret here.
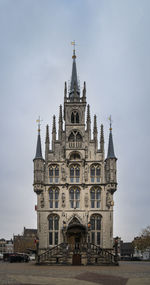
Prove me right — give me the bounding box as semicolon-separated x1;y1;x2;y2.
33;117;44;194
105;116;117;189
58;105;63;141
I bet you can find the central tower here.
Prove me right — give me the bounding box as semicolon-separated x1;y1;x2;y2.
33;48;117;264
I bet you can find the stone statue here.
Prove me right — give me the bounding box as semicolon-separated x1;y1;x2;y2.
84;165;88;181
106;191;113;208
61;164;66;181
62;192;66;207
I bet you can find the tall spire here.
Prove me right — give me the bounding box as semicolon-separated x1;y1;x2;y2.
35;117;43;159
107;116;116;159
69;41;80;100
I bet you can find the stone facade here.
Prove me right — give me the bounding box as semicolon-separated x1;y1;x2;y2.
33;50;117;255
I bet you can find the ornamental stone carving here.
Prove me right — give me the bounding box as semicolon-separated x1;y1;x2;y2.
61;164;66;181
62;192;66;207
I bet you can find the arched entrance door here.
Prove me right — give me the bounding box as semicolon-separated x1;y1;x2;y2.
66;217;86;264
67;218;86;249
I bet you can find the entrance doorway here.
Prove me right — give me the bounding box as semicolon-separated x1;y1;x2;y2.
66;217;87;253
72;254;81;265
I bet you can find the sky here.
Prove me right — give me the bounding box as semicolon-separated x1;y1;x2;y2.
0;0;150;242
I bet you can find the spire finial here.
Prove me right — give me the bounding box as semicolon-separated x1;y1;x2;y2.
71;40;76;59
36;116;43;133
109;115;112;131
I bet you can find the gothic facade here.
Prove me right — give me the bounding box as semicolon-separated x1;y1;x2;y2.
33;50;117;257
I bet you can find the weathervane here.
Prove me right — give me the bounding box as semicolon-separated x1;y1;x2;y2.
108;115;112;131
36;116;43;133
71;40;76;58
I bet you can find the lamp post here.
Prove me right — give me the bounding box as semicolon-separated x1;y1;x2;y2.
114;236;119;265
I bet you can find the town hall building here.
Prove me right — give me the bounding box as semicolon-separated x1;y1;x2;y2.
33;48;117;265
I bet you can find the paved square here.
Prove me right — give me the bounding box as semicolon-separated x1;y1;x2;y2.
0;261;150;285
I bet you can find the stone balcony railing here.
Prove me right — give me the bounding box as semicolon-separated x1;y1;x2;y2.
69;142;82;148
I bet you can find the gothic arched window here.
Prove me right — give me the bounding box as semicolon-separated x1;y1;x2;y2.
90;214;101;245
71;112;74;123
49;165;59;183
70;164;80;182
69;187;80;208
49;188;59;208
90;187;101;208
71;111;80;124
76;112;79;123
48;214;59;246
90;164;101;182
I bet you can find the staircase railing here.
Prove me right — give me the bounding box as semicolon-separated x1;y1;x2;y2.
37;242;118;265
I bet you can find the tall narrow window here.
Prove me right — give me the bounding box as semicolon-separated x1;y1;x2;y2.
48;215;59;246
90;187;101;208
76;112;79;123
71;112;74;123
90;215;101;246
71;111;79;123
90;164;101;183
49;188;59;208
69;187;80;208
70;165;80;182
49;165;59;183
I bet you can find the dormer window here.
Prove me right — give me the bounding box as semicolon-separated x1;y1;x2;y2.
71;111;79;123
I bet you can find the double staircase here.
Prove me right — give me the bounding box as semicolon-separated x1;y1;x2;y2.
37;242;118;265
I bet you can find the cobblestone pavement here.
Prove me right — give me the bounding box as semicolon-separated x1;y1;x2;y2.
0;261;150;285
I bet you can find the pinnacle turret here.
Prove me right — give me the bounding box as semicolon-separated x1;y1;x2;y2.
100;124;104;153
58;105;63;140
34;118;43;159
93;115;98;140
45;124;49;144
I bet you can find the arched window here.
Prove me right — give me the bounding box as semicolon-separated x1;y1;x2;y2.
48;214;59;246
90;214;101;245
49;188;59;208
76;112;79;123
49;165;59;183
70;165;80;182
71;111;79;124
90;187;101;208
69;187;80;208
71;112;74;123
90;164;101;182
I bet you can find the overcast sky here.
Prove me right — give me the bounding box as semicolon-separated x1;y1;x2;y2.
0;0;150;242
